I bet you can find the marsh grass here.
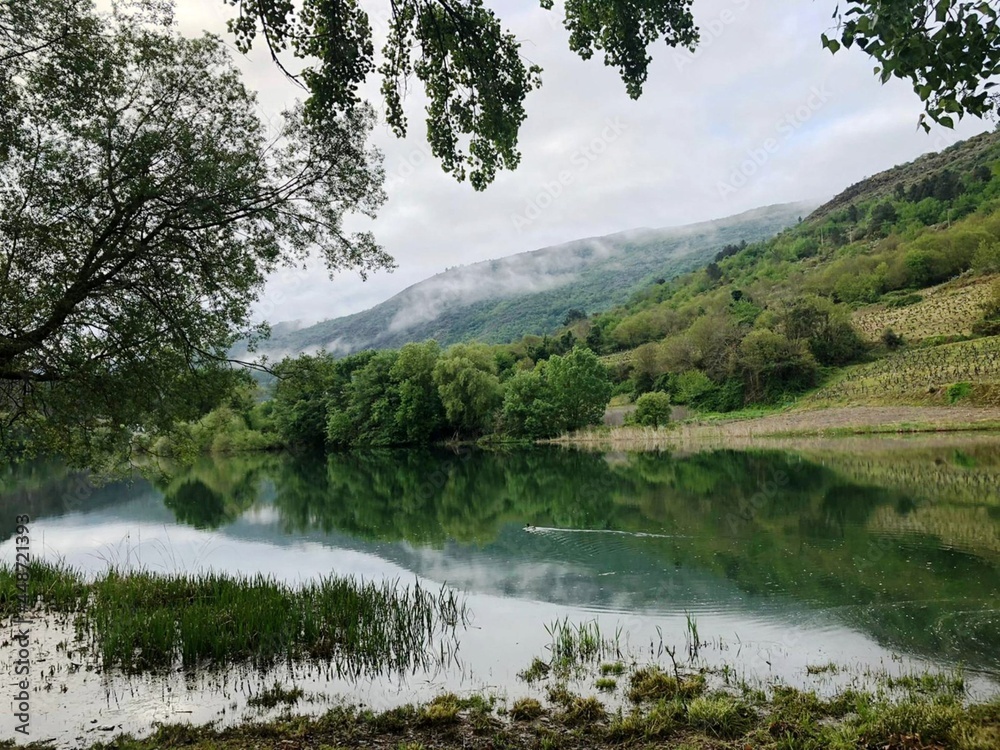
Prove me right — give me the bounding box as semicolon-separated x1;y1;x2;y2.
628;666;706;703
247;682;304;709
599;661;626;676
595;677;617;692
35;676;1000;750
0;561;467;677
544;618;621;674
517;657;550;683
509;698;543;721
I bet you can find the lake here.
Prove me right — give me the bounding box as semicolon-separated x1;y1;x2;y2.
2;436;1000;745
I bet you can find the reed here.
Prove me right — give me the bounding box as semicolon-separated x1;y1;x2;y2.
0;561;467;677
543;618;622;672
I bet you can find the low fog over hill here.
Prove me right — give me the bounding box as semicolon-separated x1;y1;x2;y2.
249;202;817;358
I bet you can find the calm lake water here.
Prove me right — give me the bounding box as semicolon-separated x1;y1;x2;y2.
3;436;1000;744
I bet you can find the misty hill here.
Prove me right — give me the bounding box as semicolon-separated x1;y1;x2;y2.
255;202;814;357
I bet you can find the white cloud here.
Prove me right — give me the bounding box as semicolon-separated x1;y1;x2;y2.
166;0;991;326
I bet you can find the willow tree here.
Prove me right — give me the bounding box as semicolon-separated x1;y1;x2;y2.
0;1;390;463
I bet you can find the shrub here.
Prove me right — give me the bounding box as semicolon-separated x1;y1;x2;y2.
946;382;973;404
632;392;672;427
672;370;715;405
881;328;905;350
736;329;819;404
973;239;1000;273
884;292;923;308
510;698;543;721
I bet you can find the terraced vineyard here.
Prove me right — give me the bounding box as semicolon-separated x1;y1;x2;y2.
868;504;1000;558
806;335;1000;406
852;276;996;343
801;443;1000;508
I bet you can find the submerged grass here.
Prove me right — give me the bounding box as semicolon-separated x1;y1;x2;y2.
544;618;621;674
0;560;467;676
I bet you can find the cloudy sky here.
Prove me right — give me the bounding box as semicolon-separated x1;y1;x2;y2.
176;0;992;326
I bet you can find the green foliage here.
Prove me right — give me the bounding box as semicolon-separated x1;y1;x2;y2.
884;292;924;308
946;382;974;403
391;342;447;443
671;370;716;406
272;354;341;448
973;239;1000;273
882;329;906;350
827;0;1000;129
502;347;612;438
546;347;613;432
737;330;819;404
631;392;672;427
0;1;388;464
776;295;868;366
501;368;560;439
433;344;503;436
343;351;403;446
973;280;1000;336
233;0;702;188
237;0;1000;190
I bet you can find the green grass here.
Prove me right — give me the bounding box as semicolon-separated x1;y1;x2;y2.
805;661;839;675
19;675;1000;750
598;660;626;676
686;694;751;738
543;618;621;673
247;682;304;709
0;561;466;676
509;697;543;721
517;657;550;683
627;666;706;703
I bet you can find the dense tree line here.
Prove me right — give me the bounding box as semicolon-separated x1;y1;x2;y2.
264;342;612;449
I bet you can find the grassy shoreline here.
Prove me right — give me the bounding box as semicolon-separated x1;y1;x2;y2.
3;565;1000;748
553;405;1000;449
5;668;999;749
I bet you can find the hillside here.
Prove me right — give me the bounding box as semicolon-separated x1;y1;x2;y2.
807;131;1000;222
251;203;813;358
581;127;1000;412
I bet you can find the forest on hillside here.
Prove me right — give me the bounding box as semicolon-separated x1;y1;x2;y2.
148;132;1000;456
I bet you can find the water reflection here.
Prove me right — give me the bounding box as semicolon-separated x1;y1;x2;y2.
3;440;1000;675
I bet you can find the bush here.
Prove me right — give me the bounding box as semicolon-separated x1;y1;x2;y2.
691;377;745;412
973;239;1000;273
884;292;923;308
671;370;715;405
881;329;905;350
632;392;672;427
736;329;819;404
946;382;973;404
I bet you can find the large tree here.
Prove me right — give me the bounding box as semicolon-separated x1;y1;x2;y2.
0;1;390;462
229;0;1000;190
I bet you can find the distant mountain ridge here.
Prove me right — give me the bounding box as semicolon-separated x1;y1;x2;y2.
252;202;816;358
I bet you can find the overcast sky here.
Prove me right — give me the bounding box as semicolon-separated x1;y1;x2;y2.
175;0;992;326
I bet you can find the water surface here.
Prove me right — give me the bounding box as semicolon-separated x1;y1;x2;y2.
3;437;1000;744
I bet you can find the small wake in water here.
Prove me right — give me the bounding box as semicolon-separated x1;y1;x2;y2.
522;526;684;540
